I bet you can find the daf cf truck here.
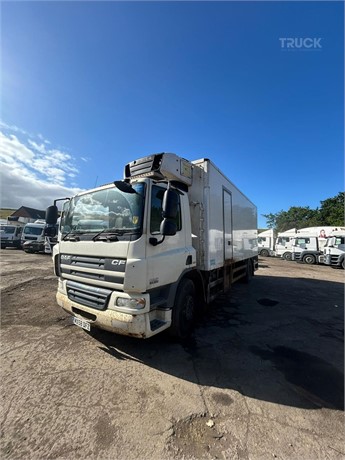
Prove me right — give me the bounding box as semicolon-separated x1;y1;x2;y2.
45;153;258;339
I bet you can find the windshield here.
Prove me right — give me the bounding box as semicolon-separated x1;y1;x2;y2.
24;226;44;236
0;226;16;234
325;237;334;247
61;183;145;236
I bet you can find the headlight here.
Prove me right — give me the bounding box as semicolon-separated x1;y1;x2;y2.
115;297;146;309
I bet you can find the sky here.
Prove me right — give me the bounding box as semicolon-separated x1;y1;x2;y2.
1;1;344;228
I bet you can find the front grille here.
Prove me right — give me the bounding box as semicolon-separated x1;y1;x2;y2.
331;255;340;265
66;281;112;310
60;254;126;286
65;255;106;269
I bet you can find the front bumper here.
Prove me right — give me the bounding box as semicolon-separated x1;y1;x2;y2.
23;241;45;252
56;289;171;339
1;239;19;248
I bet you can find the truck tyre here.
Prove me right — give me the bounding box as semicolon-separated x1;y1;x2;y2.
302;254;316;265
169;279;195;340
241;259;254;284
260;249;269;257
341;259;345;269
283;252;292;261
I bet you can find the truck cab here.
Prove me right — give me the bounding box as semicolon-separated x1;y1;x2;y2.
0;224;23;249
291;236;323;264
323;234;345;268
21;221;46;252
257;229;276;257
274;229;297;260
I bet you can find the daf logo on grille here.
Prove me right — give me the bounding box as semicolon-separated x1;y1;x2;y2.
111;259;126;266
61;255;71;260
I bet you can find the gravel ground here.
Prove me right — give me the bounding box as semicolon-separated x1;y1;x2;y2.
0;248;344;459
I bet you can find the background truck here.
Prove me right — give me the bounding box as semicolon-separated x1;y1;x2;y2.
21;220;46;252
273;228;297;260
322;231;345;269
0;220;24;249
257;228;276;257
46;152;258;339
291;227;344;265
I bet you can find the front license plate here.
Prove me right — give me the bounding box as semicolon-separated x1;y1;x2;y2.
73;317;91;331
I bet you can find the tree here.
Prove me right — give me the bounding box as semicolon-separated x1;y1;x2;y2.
318;192;344;226
262;192;344;232
263;207;319;232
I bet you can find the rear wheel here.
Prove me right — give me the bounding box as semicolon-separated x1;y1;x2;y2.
302;254;316;265
283;252;292;261
260;249;269;257
241;259;254;284
169;279;195;340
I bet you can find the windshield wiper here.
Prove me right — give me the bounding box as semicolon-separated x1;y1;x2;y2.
62;227;84;241
92;228;140;241
92;229;119;242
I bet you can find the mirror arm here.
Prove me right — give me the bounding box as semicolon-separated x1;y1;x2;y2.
149;236;165;246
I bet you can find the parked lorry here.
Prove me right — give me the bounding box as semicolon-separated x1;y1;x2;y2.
322;231;345;269
291;227;344;264
273;228;297;260
45;152;258;339
21;220;46;252
257;229;276;257
0;218;24;249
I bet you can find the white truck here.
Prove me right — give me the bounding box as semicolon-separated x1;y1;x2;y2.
291;227;344;264
0;219;24;249
322;231;345;269
273;228;297;260
257;229;276;257
21;220;46;252
45;152;258;339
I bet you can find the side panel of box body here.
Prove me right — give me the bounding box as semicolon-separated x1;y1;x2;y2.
190;159;257;271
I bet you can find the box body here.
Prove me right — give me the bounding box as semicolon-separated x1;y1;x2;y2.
189;159;257;271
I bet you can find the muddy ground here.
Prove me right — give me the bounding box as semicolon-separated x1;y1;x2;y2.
0;249;344;459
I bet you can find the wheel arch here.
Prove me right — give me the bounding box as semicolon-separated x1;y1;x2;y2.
169;269;206;308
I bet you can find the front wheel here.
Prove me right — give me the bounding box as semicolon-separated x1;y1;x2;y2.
260;249;269;257
169;279;195;340
302;254;316;265
283;252;292;261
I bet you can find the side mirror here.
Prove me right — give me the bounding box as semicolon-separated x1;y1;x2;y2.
46;205;58;225
44;226;57;237
162;189;179;219
160;219;177;236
